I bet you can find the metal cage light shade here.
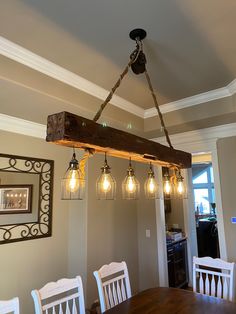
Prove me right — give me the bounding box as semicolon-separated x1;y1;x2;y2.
144;163;159;199
61;152;85;200
96;154;116;200
173;169;188;199
122;159;140;200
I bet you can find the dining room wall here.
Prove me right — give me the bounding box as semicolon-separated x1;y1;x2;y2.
136;163;159;291
217;136;236;262
0;130;70;314
85;154;139;307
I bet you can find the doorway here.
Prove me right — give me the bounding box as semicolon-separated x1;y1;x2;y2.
192;155;220;258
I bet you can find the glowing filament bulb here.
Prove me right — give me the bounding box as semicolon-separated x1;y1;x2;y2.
127;176;136;193
147;178;155;193
67;169;80;192
101;174;112;192
164;180;171;194
177;181;184;194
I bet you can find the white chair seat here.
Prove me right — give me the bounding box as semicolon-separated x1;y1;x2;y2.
31;276;85;314
93;261;131;313
0;297;20;314
193;256;235;301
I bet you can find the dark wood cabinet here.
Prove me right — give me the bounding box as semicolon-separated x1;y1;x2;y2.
167;239;188;288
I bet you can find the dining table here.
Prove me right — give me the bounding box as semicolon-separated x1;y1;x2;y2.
105;287;236;314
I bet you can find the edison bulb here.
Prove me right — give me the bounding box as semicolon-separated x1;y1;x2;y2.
100;174;112;192
127;176;136;193
177;181;184;194
147;178;156;193
66;169;80;192
164;180;171;194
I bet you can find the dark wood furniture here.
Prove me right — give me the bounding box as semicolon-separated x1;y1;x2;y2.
105;287;236;314
167;239;188;288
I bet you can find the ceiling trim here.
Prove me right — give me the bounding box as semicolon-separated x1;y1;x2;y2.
152;122;236;154
0;113;46;139
1;36;236;120
0;36;144;118
144;80;236;118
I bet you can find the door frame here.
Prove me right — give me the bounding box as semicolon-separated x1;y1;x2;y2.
153;123;236;286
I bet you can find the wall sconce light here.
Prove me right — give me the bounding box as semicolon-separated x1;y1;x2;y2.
96;153;116;200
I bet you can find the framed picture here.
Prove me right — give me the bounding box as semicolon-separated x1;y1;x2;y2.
0;184;33;214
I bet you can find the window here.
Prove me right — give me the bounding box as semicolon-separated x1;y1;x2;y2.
192;164;215;215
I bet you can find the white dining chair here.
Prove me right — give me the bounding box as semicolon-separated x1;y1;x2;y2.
93;261;131;313
31;276;85;314
0;297;20;314
193;256;235;301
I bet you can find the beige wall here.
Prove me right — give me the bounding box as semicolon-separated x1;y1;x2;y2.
136;163;159;291
86;154;139;306
0;130;70;314
165;199;185;232
0;130;161;312
217;136;236;262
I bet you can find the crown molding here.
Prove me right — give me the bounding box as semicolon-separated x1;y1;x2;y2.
144;80;236;119
152;122;236;153
1;36;236;120
0;114;46;138
0;36;144;118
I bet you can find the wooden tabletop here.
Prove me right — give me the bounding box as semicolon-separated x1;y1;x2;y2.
105;287;236;314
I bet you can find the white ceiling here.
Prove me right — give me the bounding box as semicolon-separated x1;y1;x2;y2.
1;0;236;115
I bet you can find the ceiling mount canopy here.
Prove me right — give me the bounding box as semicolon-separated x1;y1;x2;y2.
46;29;191;169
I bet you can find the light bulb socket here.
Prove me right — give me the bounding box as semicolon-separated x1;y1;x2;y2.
101;159;111;174
163;172;170;182
148;164;155;178
127;167;135;177
176;169;184;182
69;152;79;170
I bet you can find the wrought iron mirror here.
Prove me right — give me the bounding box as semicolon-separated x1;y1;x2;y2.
0;153;54;244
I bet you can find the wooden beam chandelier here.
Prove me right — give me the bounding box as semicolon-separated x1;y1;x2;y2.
46;29;191;200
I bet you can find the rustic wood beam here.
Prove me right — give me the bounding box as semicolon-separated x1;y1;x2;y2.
46;111;191;168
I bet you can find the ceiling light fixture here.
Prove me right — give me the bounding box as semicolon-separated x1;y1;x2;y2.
47;29;191;200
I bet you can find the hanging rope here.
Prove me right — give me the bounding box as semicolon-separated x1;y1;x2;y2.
144;70;173;149
79;149;94;180
92;37;173;150
93;42;141;122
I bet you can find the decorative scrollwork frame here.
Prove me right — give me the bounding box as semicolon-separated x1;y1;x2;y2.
0;153;54;244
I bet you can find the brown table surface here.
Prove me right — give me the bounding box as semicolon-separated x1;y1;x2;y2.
105;287;236;314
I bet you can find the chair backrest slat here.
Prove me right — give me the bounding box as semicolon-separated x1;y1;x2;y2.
205;273;210;295
193;256;235;301
211;275;216;297
93;261;131;313
31;276;85;314
223;277;229;300
0;297;20;314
